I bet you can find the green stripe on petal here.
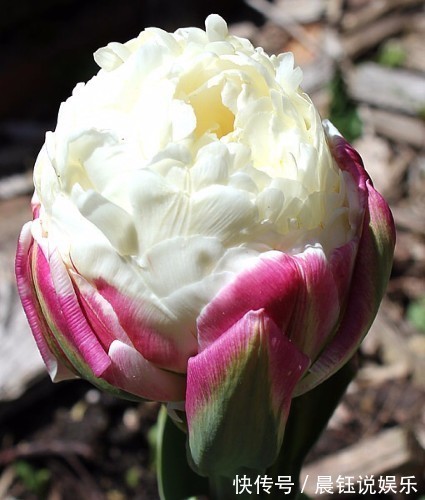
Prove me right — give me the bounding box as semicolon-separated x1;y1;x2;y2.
186;309;309;477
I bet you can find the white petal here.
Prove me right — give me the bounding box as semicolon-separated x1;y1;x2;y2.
190;185;256;243
107;340;186;401
94;42;132;71
138;235;226;298
129;170;190;250
256;188;285;223
191;142;230;190
205;15;228;42
71;186;138;255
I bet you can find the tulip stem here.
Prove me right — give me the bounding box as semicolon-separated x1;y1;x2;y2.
156;406;209;499
267;358;358;500
209;473;253;500
209;475;233;499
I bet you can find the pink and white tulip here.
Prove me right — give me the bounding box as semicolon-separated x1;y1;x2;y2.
16;15;395;476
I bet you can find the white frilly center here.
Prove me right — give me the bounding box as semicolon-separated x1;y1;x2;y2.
33;14;357;332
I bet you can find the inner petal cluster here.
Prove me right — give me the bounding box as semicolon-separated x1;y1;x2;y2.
33;15;357;331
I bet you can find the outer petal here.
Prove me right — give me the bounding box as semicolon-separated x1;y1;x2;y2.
197;252;301;350
95;279;198;373
15;222;75;382
186;309;309;477
69;273;188;400
26;226;186;402
103;340;186;401
197;245;349;363
296;124;396;393
34;243;111;378
69;270;135;351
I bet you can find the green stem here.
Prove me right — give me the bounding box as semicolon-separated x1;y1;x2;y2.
156;406;209;500
209;471;263;500
209;475;237;499
267;358;358;500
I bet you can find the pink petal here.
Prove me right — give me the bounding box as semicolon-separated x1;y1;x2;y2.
15;223;74;381
289;248;344;357
197;247;347;361
299;181;395;392
96;280;198;373
44;248;112;377
296;130;396;393
70;271;134;351
197;253;301;350
103;340;186;402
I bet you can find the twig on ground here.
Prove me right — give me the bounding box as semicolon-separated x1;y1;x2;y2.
0;440;94;466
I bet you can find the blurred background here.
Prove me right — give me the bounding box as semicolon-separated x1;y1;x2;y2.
0;0;424;498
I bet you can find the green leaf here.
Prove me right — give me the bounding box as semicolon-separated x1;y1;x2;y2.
377;40;406;68
328;71;362;142
156;406;209;500
14;460;51;497
407;296;425;333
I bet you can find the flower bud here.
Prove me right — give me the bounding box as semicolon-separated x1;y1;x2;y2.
16;14;395;476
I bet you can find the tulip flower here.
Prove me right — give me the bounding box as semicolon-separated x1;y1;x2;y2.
16;14;395;482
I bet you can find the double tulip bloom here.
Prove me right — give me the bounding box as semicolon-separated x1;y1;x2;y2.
16;15;394;476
